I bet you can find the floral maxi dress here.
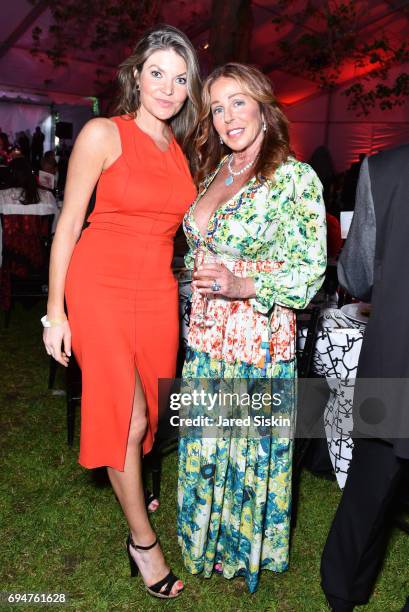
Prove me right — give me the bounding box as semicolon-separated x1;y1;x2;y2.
177;158;327;592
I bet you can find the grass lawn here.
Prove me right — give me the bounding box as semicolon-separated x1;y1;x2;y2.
0;302;408;612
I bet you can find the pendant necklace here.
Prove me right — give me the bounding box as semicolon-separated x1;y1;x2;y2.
225;154;255;186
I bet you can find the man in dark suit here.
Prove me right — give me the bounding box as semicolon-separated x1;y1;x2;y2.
320;145;409;612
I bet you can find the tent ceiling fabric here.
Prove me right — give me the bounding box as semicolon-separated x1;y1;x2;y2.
1;0;408;169
1;0;408;102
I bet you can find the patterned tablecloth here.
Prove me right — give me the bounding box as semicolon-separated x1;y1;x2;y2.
298;310;365;488
175;272;365;490
175;268;192;349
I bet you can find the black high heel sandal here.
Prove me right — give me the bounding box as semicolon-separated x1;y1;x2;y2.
126;534;183;599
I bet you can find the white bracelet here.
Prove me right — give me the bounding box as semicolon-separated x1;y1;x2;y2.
41;315;67;328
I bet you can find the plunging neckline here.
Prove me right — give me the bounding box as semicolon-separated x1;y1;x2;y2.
191;157;257;242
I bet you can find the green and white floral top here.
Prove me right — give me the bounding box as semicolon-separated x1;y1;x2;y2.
183;156;327;369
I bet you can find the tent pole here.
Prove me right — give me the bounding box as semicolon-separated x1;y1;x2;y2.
209;0;253;68
50;103;56;151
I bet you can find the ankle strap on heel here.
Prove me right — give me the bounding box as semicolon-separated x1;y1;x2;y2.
128;533;158;551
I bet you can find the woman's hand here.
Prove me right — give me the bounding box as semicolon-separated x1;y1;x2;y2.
43;320;72;367
192;263;255;299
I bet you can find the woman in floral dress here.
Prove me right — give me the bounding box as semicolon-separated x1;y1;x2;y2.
177;63;327;592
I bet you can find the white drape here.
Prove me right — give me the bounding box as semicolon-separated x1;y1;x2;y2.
0;102;51;150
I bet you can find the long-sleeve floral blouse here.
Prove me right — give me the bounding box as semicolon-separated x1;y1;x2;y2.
182;156;327;373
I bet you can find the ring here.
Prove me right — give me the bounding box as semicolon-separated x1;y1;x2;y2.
211;280;221;292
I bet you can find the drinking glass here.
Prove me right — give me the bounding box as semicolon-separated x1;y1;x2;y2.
191;247;221;328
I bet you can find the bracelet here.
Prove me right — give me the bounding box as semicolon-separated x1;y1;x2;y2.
41;315;67;328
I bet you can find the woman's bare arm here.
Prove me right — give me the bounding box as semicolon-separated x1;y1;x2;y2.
44;118;121;365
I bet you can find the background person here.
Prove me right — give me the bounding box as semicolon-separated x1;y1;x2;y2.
31;126;45;171
321;145;409;612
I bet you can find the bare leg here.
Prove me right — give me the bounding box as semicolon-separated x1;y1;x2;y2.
107;370;182;596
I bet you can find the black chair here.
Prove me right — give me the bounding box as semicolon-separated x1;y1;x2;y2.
142;436;179;502
66;354;82;447
296;307;321;379
291;306;322;531
48;357;59;390
1;213;54;327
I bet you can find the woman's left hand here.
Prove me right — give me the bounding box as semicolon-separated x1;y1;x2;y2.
193;263;248;299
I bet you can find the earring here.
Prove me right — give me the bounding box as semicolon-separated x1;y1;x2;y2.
133;69;139;91
219;136;223;144
262;121;267;132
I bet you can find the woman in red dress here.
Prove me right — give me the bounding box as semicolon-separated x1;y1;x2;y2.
43;25;201;599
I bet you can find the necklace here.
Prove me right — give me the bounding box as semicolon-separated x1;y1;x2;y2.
225;154;255;186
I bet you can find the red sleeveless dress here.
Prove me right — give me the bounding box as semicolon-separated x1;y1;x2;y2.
65;116;196;470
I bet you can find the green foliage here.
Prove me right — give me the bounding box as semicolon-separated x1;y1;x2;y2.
345;73;409;115
28;0;162;90
270;0;409;115
83;96;100;116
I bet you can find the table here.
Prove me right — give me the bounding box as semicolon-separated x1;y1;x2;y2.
298;309;365;488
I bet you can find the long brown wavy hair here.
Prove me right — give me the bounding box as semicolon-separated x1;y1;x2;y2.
116;24;202;172
195;62;291;184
